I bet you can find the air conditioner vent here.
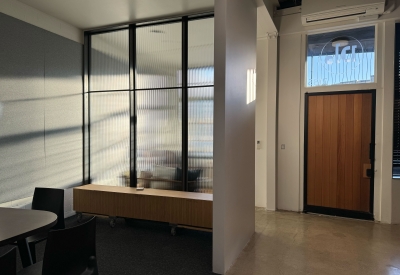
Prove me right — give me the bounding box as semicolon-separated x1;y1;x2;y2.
301;0;385;26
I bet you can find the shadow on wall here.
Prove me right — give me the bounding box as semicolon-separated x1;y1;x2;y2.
0;90;83;205
0;12;83;205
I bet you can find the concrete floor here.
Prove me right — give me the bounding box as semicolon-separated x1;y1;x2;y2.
227;208;400;275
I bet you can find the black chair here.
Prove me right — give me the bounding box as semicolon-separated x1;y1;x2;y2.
0;246;16;275
18;216;98;275
27;187;65;263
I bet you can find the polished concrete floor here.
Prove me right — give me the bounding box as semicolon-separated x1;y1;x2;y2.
227;208;400;275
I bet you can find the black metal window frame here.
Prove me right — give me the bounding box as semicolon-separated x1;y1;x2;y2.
83;13;214;190
394;24;400;178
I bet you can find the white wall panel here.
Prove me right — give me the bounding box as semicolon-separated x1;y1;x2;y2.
43;31;83;190
266;37;278;211
0;12;83;205
0;0;83;43
214;0;257;273
277;34;301;211
255;38;268;208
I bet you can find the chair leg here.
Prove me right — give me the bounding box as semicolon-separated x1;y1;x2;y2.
28;242;36;263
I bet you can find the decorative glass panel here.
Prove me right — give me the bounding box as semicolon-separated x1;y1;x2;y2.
188;18;214;86
188;87;213;193
136;23;182;89
136;89;182;190
393;23;400;177
306;26;375;87
90;30;129;91
90;92;130;186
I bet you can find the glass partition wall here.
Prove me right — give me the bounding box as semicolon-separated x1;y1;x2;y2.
84;15;214;193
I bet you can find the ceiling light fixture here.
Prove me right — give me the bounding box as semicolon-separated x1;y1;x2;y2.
331;37;349;47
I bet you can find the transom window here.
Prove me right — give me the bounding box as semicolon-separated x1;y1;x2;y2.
306;26;376;87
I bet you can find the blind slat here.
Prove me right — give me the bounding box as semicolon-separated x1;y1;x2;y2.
393;24;400;176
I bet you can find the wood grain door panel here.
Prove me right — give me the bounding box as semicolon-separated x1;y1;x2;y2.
306;92;373;213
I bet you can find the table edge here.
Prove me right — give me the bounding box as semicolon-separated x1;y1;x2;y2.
0;209;57;246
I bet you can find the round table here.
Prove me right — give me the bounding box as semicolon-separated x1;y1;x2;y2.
0;207;57;267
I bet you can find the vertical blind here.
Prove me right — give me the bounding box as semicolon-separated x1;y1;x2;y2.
393;24;400;177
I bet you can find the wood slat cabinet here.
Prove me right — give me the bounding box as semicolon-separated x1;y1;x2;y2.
73;185;213;230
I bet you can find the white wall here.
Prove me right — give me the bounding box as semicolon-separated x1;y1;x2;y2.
379;21;395;223
0;187;76;218
255;5;278;209
268;4;400;223
213;0;257;273
265;38;278;211
255;35;278;210
255;38;268;208
0;0;83;43
277;33;302;211
0;12;82;217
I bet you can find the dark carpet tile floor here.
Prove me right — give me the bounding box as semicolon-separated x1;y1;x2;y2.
15;215;216;275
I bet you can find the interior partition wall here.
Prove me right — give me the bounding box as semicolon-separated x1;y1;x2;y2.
0;12;83;207
83;15;214;193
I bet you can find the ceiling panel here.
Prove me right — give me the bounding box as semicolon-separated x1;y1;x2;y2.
17;0;214;30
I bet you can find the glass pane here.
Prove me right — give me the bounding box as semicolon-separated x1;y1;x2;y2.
90;30;129;91
188;87;213;194
136;89;182;190
307;26;375;87
188;18;214;86
90;92;130;186
84;93;89;183
136;23;182;89
394;24;400;177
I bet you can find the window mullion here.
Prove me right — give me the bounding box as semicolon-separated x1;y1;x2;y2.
182;17;189;191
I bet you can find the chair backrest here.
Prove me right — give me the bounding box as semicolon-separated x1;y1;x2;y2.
32;187;65;229
0;246;16;275
41;216;97;275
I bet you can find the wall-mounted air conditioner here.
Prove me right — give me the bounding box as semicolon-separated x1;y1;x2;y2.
301;0;386;26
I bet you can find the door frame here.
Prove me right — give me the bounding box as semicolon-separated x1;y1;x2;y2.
303;90;376;220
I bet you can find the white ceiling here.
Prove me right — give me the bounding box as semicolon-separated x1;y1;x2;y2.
16;0;215;30
15;0;278;37
12;0;277;80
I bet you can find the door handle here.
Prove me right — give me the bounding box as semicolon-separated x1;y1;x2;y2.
363;163;372;178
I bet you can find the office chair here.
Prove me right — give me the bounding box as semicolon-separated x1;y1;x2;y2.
17;216;98;275
0;246;16;275
27;187;65;263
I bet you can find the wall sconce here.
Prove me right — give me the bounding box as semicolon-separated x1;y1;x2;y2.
247;69;256;104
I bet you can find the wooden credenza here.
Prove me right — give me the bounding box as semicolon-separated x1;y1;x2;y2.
73;185;213;231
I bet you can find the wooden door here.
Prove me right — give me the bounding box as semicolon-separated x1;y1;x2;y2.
305;91;375;219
